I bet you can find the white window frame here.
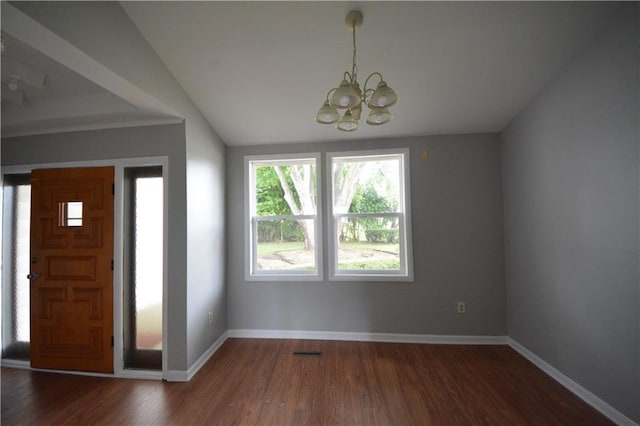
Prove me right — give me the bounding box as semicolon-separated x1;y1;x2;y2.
327;148;413;281
244;153;323;281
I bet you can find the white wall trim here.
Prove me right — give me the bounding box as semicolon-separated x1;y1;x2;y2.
0;359;30;370
227;329;507;345
115;370;163;381
164;369;189;382
1;117;184;139
5;332;636;425
507;338;638;426
165;331;228;382
0;359;161;380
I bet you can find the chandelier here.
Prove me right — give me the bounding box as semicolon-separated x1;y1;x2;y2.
315;10;398;132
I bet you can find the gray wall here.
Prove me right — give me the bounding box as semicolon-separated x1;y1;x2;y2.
10;1;228;372
227;134;506;336
185;124;227;367
1;123;189;370
501;7;639;422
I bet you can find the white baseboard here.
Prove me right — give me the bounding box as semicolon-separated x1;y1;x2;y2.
227;329;507;345
6;331;634;426
0;359;154;379
1;333;229;383
165;331;228;382
118;369;162;381
507;338;637;426
1;359;30;369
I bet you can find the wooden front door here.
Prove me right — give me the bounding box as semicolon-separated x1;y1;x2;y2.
29;167;114;373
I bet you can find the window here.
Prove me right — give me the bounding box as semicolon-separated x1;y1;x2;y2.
244;150;411;282
1;174;31;360
58;201;83;227
328;149;413;280
245;154;322;280
123;166;163;370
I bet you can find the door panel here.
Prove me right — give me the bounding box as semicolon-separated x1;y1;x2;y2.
30;167;114;373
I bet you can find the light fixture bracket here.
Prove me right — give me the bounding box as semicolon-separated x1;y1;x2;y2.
345;10;363;30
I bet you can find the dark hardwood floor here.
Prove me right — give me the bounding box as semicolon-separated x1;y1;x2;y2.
1;338;611;425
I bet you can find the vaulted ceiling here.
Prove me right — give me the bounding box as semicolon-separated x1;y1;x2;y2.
1;33;158;136
1;2;622;146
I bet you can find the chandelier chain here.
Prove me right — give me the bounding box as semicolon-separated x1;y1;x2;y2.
351;20;358;84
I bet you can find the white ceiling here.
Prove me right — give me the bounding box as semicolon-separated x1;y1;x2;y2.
121;1;619;146
1;2;622;145
1;35;104;101
1;2;179;138
1;34;156;136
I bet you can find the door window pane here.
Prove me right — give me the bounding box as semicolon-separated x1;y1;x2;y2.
58;201;83;227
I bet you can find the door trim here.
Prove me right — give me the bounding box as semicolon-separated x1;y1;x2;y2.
2;157;169;380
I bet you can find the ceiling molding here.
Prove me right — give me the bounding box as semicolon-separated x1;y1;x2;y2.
1;116;184;139
2;92;144;125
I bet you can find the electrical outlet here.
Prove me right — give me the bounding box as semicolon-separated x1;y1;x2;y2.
208;311;214;324
457;302;466;314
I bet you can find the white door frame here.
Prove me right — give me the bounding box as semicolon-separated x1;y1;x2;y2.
1;156;169;380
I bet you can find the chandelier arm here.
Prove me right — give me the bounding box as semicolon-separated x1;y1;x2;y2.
325;88;338;101
363;72;384;94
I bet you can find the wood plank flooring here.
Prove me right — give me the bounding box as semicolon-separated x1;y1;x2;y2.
1;338;612;425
